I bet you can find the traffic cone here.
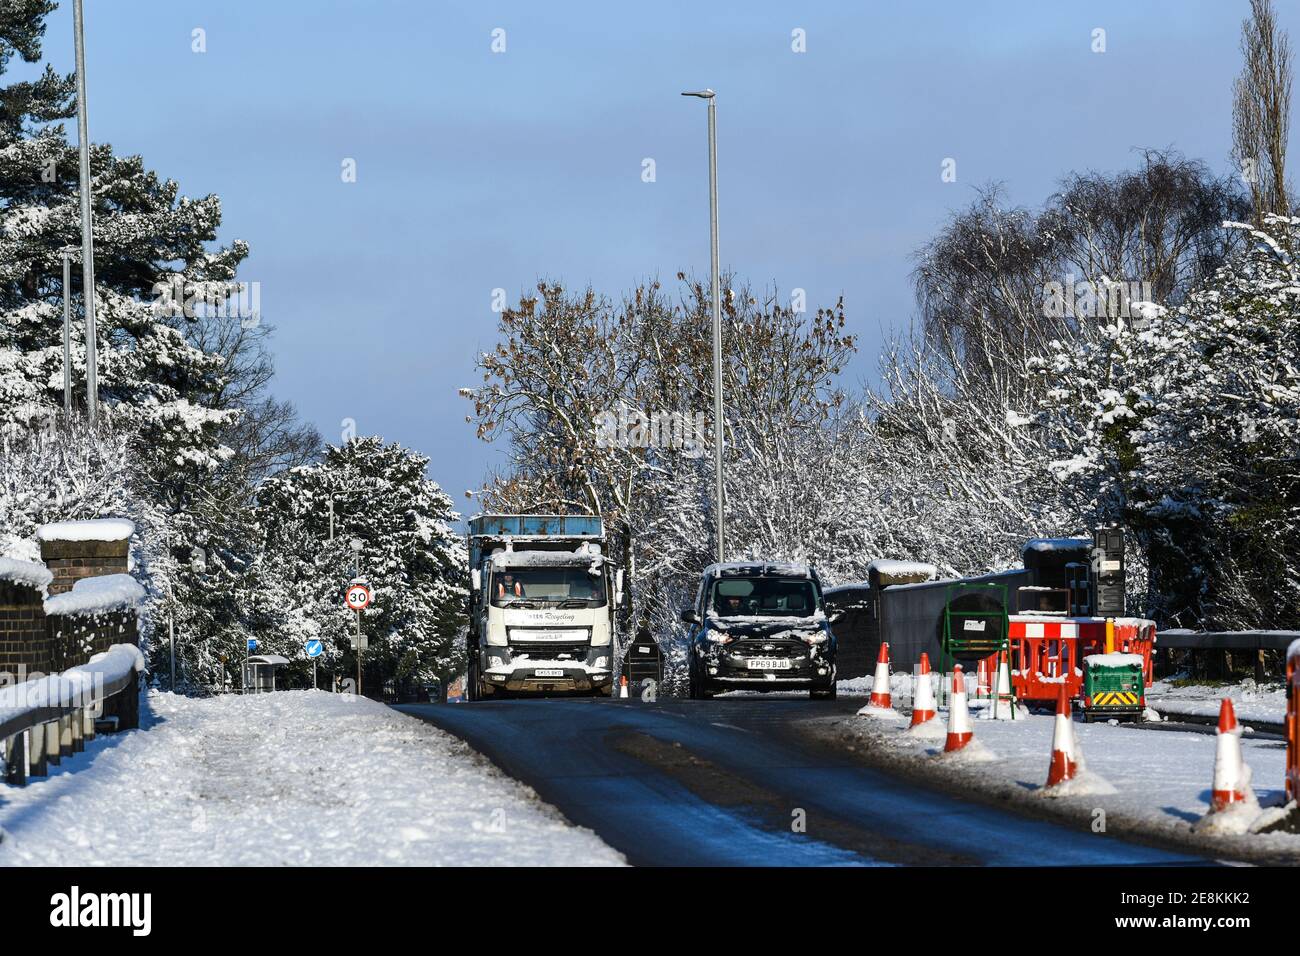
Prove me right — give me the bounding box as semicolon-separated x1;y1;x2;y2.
1046;683;1078;787
944;665;972;752
1210;698;1247;811
869;643;892;709
991;654;1016;719
910;653;937;726
619;675;629;699
975;657;990;699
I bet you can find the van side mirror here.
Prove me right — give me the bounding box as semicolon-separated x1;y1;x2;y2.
471;569;481;592
615;569;625;607
680;607;700;625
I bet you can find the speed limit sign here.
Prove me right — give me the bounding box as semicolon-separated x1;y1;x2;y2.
345;582;371;611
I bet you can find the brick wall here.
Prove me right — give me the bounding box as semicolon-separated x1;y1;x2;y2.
0;578;52;680
1;535;139;681
39;539;129;596
48;611;138;674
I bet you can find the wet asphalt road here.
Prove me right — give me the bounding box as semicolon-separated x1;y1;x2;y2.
395;696;1206;867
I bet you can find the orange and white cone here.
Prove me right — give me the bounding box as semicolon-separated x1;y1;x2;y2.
1210;698;1247;811
1046;683;1078;787
910;653;937;726
991;656;1016;719
975;657;990;699
944;665;972;752
869;643;892;709
619;675;629;699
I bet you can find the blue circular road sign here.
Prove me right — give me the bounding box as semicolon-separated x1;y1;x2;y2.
305;639;324;659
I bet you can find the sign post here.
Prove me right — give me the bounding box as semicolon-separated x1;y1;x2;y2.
345;582;371;696
305;638;323;689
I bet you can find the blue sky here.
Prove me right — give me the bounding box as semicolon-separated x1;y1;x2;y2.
16;0;1295;512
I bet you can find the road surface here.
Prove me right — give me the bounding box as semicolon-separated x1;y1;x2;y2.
397;697;1206;866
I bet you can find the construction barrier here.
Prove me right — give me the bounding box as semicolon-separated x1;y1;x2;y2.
1288;642;1299;804
1003;616;1156;705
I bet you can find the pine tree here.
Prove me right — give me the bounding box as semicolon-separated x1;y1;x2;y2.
256;438;469;690
1;2;319;687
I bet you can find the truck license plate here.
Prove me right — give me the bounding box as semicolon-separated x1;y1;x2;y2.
534;668;564;677
747;658;791;671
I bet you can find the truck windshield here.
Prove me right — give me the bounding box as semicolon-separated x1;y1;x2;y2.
710;577;819;618
491;567;606;608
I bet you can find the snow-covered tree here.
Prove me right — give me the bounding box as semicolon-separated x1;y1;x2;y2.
1034;216;1300;629
256;437;469;688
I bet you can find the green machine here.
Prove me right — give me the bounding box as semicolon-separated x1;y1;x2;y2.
940;582;1013;714
1081;652;1145;722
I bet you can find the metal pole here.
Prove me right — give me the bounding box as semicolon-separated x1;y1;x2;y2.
169;614;176;692
328;499;335;542
356;611;362;697
705;96;725;563
61;251;73;415
72;0;98;425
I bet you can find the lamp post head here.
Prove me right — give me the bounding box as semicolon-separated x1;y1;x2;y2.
680;89;715;99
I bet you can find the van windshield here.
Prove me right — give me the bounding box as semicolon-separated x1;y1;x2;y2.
710;577;819;618
491;567;606;608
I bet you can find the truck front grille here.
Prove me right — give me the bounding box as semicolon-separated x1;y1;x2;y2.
511;643;588;660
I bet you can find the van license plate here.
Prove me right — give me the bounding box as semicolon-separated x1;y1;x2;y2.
534;669;564;677
747;658;791;671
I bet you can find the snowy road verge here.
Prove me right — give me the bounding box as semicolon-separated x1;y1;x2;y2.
805;700;1300;865
0;690;624;866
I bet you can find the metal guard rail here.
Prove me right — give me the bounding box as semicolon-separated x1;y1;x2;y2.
0;644;143;787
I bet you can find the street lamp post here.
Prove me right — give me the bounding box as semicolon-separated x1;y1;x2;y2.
72;0;99;425
682;89;725;564
59;247;77;415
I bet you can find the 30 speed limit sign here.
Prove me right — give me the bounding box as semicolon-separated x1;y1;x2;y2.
345;583;371;611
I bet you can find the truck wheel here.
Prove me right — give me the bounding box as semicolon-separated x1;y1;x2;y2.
467;654;481;702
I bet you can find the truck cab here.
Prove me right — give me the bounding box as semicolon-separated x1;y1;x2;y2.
466;515;623;699
683;561;837;700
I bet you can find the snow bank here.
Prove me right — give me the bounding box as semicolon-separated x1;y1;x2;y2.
0;557;52;592
43;574;145;617
842;695;1299;859
0;691;624;866
35;519;135;543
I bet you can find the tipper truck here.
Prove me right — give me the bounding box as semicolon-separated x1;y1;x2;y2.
465;514;624;699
